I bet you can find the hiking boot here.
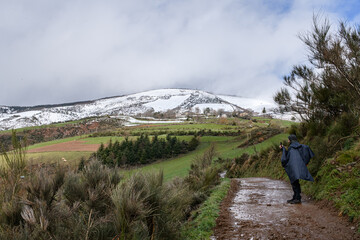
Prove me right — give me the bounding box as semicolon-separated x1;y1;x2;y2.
289;199;301;204
287;198;295;203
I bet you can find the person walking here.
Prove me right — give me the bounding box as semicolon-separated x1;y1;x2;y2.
280;134;314;204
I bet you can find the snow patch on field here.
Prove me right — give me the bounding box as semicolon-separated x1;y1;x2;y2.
191;103;236;112
122;116;183;126
144;95;190;112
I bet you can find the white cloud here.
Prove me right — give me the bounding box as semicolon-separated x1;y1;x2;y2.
0;0;355;106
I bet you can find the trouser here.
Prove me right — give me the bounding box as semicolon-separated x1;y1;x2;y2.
291;179;301;200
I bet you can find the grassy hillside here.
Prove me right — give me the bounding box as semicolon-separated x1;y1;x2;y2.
0;117;295;239
25;133;288;181
21;118;290;180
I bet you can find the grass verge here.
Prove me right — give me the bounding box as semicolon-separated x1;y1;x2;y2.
181;178;231;239
302;144;360;231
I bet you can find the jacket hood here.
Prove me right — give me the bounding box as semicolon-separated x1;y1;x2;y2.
290;141;302;149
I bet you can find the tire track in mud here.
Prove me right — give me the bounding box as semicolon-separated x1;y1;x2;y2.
212;178;359;240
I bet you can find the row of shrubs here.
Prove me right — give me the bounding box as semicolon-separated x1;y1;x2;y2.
0;132;221;239
95;134;200;166
89;129;243;138
237;127;282;148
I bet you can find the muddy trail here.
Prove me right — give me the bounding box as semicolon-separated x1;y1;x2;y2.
212;178;359;240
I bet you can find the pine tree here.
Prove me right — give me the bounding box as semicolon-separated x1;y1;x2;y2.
188;136;200;151
274;16;360;122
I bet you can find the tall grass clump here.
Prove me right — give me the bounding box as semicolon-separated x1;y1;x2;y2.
186;144;220;192
0;130;27;201
0;155;122;239
64;159;121;214
19;166;66;239
112;171;193;240
184;144;221;213
0;130;28;230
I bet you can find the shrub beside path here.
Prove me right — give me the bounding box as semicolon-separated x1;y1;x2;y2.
212;178;359;240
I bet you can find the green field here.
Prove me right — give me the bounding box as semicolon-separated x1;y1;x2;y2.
23;133;287;180
27;151;92;167
125;133;288;181
8;119;292;180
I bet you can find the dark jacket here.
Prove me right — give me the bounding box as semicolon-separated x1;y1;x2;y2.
281;141;314;183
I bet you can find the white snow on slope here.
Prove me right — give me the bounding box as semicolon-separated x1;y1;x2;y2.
144;95;191;112
218;95;276;113
121;116;183;126
0;89;288;130
192;103;235;113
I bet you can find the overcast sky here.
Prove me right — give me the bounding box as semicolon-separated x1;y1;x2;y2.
1;0;359;106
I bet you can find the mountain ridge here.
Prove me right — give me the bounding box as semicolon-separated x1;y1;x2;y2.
0;88;277;130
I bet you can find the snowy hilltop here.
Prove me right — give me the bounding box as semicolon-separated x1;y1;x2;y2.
0;89;279;130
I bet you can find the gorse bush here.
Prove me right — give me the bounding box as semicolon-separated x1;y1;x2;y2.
186;144;220;194
274;16;360;123
20;166;67;239
64;160;121;215
0;157;122;239
328;112;359;138
112;171;190;240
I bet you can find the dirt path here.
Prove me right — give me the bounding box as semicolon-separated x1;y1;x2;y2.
212;178;359;240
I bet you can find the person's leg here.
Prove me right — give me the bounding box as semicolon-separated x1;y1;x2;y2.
287;182;296;203
289;180;301;204
293;180;301;200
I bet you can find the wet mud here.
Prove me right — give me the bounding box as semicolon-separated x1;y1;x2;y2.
212;178;359;240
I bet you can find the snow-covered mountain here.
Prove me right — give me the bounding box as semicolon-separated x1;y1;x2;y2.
0;89;277;130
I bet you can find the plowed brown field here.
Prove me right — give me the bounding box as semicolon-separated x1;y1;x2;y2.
28;141;100;153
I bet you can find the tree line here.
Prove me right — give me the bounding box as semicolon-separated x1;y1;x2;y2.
90;129;242;138
95;134;200;166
